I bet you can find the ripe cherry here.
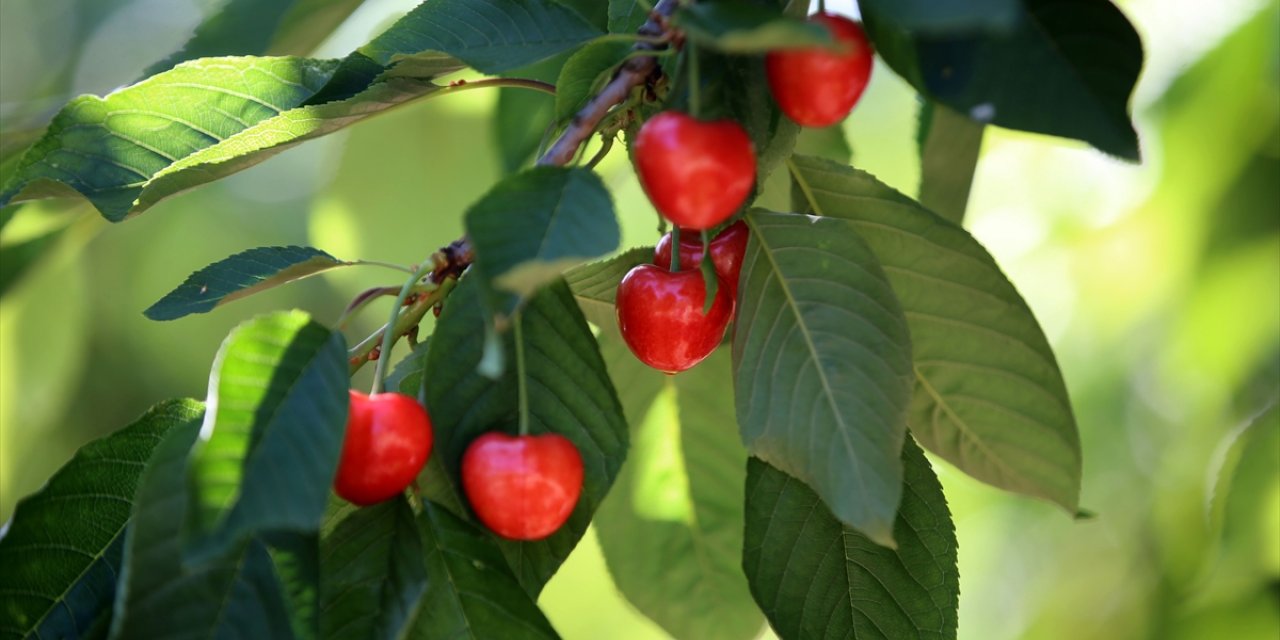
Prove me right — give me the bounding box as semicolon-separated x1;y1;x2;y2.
765;13;874;127
461;432;584;541
615;263;733;373
633;111;757;231
334;390;434;506
654;220;750;299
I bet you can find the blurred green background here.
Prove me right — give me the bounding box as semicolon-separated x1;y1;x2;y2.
1;0;1276;638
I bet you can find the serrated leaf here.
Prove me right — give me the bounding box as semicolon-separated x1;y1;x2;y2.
788;154;1082;512
863;0;1143;160
0;399;201;640
145;245;349;321
554;40;632;122
110;419;298;640
858;0;1018;34
360;0;603;74
674;1;835;53
466;166;619;325
596;351;763;640
422;277;628;595
733;209;914;545
319;499;427;640
185;310;349;561
743;440;958;640
563;247;651;331
917;102;985;224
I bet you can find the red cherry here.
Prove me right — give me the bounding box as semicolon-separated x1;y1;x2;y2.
334;390;434;506
765;13;874;127
461;432;584;541
633;111;757;231
615;263;733;373
654;220;750;299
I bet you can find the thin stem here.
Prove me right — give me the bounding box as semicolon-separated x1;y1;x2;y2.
350;259;415;274
817;0;826;13
442;77;557;97
370;261;435;395
670;226;682;272
584;135;615;169
514;313;530;437
688;44;702;118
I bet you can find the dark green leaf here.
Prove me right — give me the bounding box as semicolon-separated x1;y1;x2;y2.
733;209;914;545
266;533;320;640
185;311;349;561
0;399;201;640
596;351;762;640
466;166;619;326
422;277;629;595
917;102;985;224
492;54;564;174
110;419;297;639
858;0;1018;33
556;0;610;31
145;246;349;321
674;1;835;53
0;226;66;297
863;0;1143;159
788;154;1082;512
563;247;651;331
555;41;633;122
320;499;427;640
743;440;958;640
608;0;649;34
403;502;558;639
701;52;800;188
359;0;603;74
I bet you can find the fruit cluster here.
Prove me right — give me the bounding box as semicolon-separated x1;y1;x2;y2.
617;12;874;373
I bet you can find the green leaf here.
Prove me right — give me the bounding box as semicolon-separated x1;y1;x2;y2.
145;245;349;321
788;154;1082;512
320;499;427;640
701;52;800;189
674;1;835;53
266;533;321;640
733;209;914;546
554;40;633;122
466;166;619;325
563;247;651;331
403;502;558;639
185;310;350;561
743;440;958;640
0;399;201;640
863;0;1143;160
359;0;603;74
596;351;763;640
595;332;667;424
608;0;650;34
917;102;985;224
422;277;629;595
858;0;1018;34
110;419;298;639
492;54;564;174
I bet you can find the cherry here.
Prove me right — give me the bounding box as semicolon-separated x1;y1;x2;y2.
461;432;584;541
615;263;733;373
765;13;874;127
654;220;750;299
334;390;434;506
633;111;757;231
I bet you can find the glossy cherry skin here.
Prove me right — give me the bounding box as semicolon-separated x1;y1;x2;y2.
765;13;874;127
654;220;750;299
615;264;733;373
461;433;584;541
633;111;757;231
334;390;434;506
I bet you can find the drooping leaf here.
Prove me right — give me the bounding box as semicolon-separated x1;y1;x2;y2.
863;0;1143;160
596;351;763;640
403;501;558;639
185;310;349;562
145;245;349;321
733;209;914;545
563;247;651;331
554;40;633;122
110;419;298;640
743;440;958;640
422;277;629;595
674;1;835;53
0;399;201;640
359;0;603;74
788;154;1082;512
465;166;619;325
858;0;1018;34
917;102;985;224
319;499;427;640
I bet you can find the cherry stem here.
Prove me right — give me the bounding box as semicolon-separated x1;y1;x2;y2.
369;260;436;395
670;227;682;272
817;0;826;13
514;312;530;437
441;77;556;97
350;259;416;274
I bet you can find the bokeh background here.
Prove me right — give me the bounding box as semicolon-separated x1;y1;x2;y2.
1;0;1277;638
